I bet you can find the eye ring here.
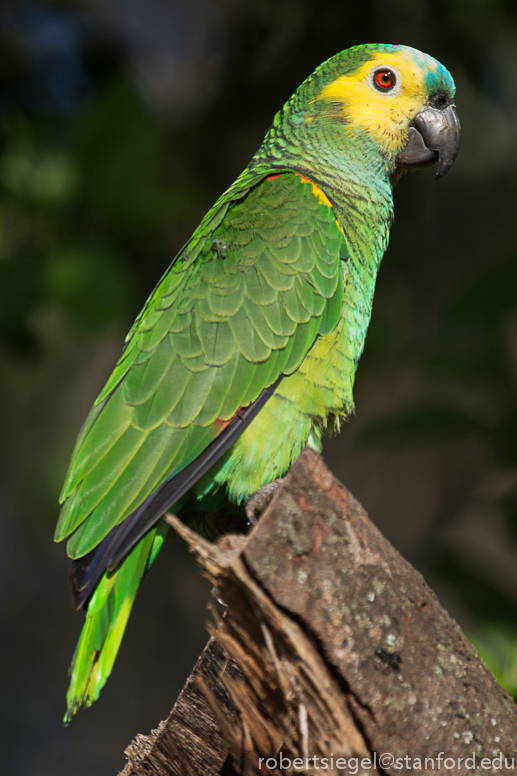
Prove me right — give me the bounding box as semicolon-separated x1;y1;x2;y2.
373;68;397;92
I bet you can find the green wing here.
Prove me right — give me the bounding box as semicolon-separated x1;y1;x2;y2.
56;172;348;559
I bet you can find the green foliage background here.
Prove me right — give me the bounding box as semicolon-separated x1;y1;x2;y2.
2;0;517;772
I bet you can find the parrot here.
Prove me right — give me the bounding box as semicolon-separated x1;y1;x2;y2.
55;43;460;721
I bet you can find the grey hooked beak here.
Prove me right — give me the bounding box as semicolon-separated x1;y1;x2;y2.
396;103;461;179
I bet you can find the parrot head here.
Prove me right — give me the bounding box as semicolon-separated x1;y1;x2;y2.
294;44;460;180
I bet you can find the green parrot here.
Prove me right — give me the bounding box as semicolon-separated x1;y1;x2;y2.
56;43;460;721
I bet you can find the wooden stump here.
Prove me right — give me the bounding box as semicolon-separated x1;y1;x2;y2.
120;448;517;776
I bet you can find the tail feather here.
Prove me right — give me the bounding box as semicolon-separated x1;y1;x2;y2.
64;520;168;722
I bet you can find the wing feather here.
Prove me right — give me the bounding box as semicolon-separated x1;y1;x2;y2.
56;172;348;565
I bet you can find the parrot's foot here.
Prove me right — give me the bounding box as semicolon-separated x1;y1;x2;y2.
245;478;284;525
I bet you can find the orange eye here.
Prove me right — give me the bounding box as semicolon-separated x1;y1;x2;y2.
374;68;396;91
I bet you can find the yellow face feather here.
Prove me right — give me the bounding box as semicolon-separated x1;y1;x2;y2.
316;50;439;154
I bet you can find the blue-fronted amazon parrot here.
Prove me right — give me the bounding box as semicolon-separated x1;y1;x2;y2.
56;43;460;721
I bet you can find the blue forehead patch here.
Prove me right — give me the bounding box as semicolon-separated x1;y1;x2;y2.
405;45;456;96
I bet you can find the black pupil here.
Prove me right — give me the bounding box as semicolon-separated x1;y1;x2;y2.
380;72;391;84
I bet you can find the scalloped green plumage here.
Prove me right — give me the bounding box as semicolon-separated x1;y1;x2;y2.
122;340;177;406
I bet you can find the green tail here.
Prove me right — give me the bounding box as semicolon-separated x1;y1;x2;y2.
65;520;168;722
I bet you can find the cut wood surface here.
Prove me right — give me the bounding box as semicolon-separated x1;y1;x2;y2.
120;448;517;776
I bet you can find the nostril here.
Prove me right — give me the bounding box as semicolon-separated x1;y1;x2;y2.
430;90;451;110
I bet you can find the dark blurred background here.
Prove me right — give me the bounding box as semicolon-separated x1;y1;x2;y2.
1;0;517;772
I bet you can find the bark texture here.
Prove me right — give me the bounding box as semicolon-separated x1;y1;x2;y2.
120;448;517;776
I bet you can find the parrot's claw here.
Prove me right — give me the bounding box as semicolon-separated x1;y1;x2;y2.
210;585;227;609
245;478;284;525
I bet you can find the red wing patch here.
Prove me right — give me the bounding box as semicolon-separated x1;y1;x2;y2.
214;409;242;433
